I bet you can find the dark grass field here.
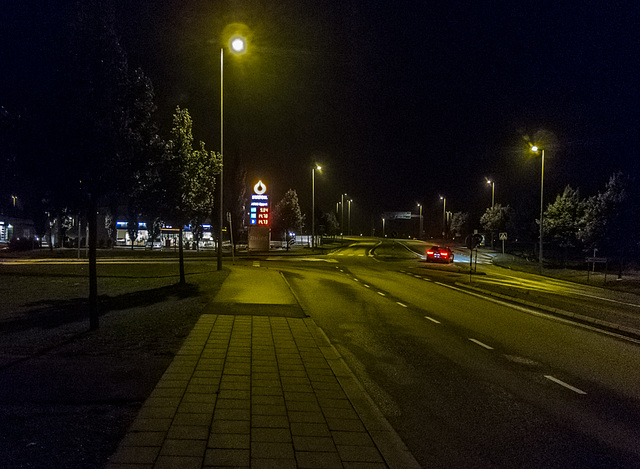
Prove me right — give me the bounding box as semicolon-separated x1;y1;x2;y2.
0;253;228;468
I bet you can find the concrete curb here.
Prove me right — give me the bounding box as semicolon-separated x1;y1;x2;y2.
304;318;421;469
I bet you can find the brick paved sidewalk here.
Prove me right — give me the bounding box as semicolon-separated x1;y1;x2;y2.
106;314;420;469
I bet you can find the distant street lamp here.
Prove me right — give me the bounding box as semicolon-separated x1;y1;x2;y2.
382;217;386;238
347;199;352;236
485;179;496;249
417;203;423;239
486;179;495;208
340;193;347;237
439;196;446;239
531;145;545;271
312;165;322;249
218;33;247;271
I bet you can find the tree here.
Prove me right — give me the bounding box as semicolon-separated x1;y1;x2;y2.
319;211;339;237
226;160;248;250
146;218;163;248
543;185;586;264
272;189;305;251
582;172;639;272
127;204;139;249
450;212;470;239
66;3;161;328
104;210;116;248
162;106;221;283
480;204;511;247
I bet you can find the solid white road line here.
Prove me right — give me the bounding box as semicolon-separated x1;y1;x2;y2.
436;281;640;345
544;375;587;395
469;338;494;350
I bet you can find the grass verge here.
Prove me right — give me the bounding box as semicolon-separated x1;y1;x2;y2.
0;258;228;468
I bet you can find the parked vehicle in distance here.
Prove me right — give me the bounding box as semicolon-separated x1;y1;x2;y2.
145;239;163;249
426;245;454;263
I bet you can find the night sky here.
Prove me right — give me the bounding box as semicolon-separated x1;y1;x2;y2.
4;1;639;235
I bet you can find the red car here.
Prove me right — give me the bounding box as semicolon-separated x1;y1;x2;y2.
426;245;454;263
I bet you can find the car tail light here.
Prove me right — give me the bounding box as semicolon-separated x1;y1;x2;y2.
427;250;434;255
440;251;449;257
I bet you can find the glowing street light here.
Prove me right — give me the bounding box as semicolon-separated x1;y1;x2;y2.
230;35;247;54
531;145;545;272
439;196;446;239
218;32;247;270
486;178;495;208
312;165;322;249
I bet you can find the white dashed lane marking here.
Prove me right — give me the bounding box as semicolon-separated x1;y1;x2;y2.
469;338;494;350
545;375;587;395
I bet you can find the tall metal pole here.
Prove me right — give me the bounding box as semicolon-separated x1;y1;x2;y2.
441;197;446;239
491;182;495;208
539;149;544;272
340;193;344;237
418;204;423;240
311;168;315;249
347;199;351;235
217;48;224;270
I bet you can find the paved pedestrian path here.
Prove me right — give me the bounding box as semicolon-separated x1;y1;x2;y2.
106;314;420;468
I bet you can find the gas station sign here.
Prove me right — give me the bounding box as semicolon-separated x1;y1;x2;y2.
250;181;269;225
249;180;270;250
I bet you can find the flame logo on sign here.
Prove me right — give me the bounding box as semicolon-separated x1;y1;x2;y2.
254;180;267;195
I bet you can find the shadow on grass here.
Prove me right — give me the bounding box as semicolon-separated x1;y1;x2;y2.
3;283;199;333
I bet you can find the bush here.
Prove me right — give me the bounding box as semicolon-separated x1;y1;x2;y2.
8;237;40;251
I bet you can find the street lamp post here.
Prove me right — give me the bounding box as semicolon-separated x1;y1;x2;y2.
347;199;352;236
312;165;321;249
340;194;344;236
218;34;246;271
340;193;347;237
486;179;495;208
531;145;545;272
440;196;446;239
382;218;386;238
486;179;495;249
417;203;423;239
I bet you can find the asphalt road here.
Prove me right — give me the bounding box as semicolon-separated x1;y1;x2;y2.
260;239;640;468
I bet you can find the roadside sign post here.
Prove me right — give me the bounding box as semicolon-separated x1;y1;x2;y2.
586;256;608;282
499;232;507;255
465;233;483;282
227;212;234;264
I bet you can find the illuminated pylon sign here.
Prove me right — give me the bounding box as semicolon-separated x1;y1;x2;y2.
250;180;269;225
